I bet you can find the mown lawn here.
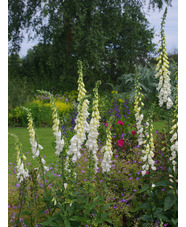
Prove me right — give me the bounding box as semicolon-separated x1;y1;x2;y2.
8;127;58;166
8;120;166;165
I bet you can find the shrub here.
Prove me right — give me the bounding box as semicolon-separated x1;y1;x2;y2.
8;99;73;127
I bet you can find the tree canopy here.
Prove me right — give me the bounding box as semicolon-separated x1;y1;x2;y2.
8;0;173;91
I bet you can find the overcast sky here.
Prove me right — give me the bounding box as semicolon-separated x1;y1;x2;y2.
19;0;178;58
145;0;178;54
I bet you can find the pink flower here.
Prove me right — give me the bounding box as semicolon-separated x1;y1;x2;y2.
131;131;136;135
105;123;112;129
117;139;124;147
118;120;124;126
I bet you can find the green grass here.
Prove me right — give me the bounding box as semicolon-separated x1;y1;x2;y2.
153;120;166;133
8;127;58;166
8;120;166;165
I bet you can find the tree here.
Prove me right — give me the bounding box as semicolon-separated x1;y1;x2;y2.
8;0;173;91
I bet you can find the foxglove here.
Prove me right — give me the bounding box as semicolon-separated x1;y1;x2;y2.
86;81;101;173
101;123;113;173
141;120;156;176
67;60;90;162
155;7;173;109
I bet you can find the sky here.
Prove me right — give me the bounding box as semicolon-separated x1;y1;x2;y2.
145;0;178;54
19;0;178;58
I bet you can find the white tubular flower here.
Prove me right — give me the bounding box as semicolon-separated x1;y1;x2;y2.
67;61;90;162
22;107;43;159
166;97;173;109
65;156;71;173
16;156;29;182
22;107;49;175
68;100;88;163
134;75;144;146
77;60;87;102
155;7;173;109
101;124;113;173
81;99;90;133
76;61;90;133
169;69;178;172
44;166;49;171
41;158;46;165
37;90;65;156
64;183;68;190
141;120;156;176
51;104;65;156
86;81;101;173
9;133;29;183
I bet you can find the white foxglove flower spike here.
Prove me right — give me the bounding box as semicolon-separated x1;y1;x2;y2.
86;81;101;173
101;122;113;173
155;7;173;109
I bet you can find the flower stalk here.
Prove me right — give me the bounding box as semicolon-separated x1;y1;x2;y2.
37;90;65;156
9;133;29;182
67;61;90;162
169;65;178;173
141;118;156;176
86;80;101;173
134;74;144;146
101;122;113;173
155;7;173;109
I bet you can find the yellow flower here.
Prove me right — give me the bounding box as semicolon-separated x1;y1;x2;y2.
111;90;118;94
118;99;124;103
55;100;72;114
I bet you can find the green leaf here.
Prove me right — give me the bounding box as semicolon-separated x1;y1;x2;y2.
101;203;112;212
20;210;31;215
40;221;58;226
140;184;149;193
69;216;82;222
64;219;71;227
98;193;102;200
95;219;104;224
154;207;163;217
171;218;178;225
40;215;60;226
93;196;99;203
164;196;175;211
157;214;170;222
105;218;112;224
89;202;98;211
155;181;170;187
138;202;151;210
139;214;152;221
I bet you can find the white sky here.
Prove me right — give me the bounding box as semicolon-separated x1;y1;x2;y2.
19;0;178;58
145;0;178;54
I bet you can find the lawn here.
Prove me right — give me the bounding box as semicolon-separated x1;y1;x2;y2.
8;127;58;166
8;120;166;165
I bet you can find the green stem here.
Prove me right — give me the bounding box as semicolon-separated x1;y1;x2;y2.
87;151;92;205
148;169;154;221
98;173;107;227
38;156;51;215
16;181;25;226
61;152;65;196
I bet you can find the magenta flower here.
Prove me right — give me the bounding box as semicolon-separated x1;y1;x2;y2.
131;130;136;135
117;139;124;147
105;123;112;129
118;120;124;126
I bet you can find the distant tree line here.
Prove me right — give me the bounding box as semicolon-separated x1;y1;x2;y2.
8;0;173;92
